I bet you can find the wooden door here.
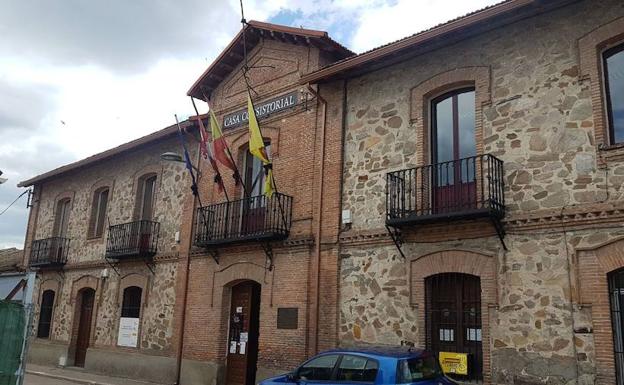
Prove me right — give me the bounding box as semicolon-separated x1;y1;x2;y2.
74;288;95;367
431;89;476;213
225;281;261;385
426;273;482;382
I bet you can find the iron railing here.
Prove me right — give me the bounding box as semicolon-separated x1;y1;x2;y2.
195;193;293;247
386;154;504;226
29;237;70;267
105;220;159;259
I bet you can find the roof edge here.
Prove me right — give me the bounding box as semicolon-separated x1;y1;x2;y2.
299;0;538;84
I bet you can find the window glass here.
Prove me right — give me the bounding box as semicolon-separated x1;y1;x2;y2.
37;290;55;338
434;97;453;165
337;355;379;383
397;356;442;383
121;286;142;318
298;354;339;381
244;144;271;198
605;46;624;144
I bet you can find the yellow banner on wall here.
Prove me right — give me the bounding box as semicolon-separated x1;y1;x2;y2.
439;352;468;375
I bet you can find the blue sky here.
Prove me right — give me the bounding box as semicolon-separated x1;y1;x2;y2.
0;0;500;249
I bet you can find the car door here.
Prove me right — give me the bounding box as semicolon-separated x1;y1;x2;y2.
296;354;341;385
334;354;379;385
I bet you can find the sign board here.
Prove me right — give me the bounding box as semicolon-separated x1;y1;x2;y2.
439;352;468;375
222;91;299;130
117;317;140;347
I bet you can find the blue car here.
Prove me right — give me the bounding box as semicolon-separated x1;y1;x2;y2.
260;346;457;385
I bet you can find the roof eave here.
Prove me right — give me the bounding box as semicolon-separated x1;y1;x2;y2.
300;0;560;84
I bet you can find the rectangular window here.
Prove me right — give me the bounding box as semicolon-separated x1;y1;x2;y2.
604;45;624;144
53;199;71;238
89;188;109;238
141;176;156;220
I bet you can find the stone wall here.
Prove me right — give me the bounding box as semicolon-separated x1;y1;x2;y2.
29;135;193;264
336;1;624;384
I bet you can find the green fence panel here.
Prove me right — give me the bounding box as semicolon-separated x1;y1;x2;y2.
0;301;26;385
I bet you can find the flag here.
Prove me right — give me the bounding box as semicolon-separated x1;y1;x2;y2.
247;92;275;197
197;116;225;193
209;108;237;172
175;116;198;197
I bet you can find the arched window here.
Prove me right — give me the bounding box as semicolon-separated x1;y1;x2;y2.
37;290;55;338
135;174;157;221
53;198;71;238
88;187;109;238
121;286;142;318
604;44;624;145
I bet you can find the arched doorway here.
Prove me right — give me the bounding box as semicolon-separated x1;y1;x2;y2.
74;288;95;367
425;273;482;382
225;280;261;385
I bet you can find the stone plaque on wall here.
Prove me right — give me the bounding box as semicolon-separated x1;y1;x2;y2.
277;307;298;329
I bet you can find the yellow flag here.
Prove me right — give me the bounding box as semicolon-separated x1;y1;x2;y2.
247;92;274;197
209;109;223;139
247;92;270;164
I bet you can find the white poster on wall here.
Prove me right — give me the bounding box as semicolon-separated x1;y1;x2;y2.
117;317;140;347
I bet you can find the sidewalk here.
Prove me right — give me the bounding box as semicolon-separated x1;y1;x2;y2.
25;364;164;385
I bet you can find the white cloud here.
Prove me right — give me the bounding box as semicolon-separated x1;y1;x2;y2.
351;0;501;52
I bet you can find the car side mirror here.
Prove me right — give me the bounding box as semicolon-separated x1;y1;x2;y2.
286;372;299;382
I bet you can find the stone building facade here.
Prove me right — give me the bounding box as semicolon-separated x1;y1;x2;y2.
300;0;624;384
19;124;197;383
19;2;624;384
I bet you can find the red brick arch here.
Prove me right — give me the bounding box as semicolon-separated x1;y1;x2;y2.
409;249;497;384
575;236;624;384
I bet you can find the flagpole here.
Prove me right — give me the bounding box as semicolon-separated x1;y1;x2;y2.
190;96;230;202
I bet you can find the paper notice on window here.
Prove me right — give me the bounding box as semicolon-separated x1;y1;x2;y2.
240;332;249;343
117;317;140;347
239;341;246;355
229;341;237;354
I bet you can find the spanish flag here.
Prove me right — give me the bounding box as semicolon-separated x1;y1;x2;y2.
247;92;275;197
209;107;237;173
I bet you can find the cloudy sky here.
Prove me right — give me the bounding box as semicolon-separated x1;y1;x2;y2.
0;0;500;249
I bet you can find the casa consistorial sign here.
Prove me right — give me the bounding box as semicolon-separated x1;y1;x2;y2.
222;91;299;130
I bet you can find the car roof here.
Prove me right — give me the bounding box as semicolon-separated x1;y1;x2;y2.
322;345;427;360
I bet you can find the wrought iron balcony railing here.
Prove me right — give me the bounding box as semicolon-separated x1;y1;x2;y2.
386;154;505;227
29;237;70;267
195;192;293;247
105;220;159;260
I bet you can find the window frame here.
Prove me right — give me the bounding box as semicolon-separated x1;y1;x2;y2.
53;198;71;238
120;286;142;319
135;174;157;221
295;353;342;382
430;87;476;165
603;43;624;145
36;290;55;339
88;187;109;239
335;354;380;384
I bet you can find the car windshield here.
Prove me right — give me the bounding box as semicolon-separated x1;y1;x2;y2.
397;355;442;383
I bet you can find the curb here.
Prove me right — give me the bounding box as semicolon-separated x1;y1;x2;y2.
26;370;115;385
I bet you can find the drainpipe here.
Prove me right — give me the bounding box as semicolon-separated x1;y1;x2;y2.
174;125;202;385
306;83;326;356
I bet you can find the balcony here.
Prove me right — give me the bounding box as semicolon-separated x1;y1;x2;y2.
105;220;160;260
29;237;70;268
195;193;293;247
386;154;505;227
